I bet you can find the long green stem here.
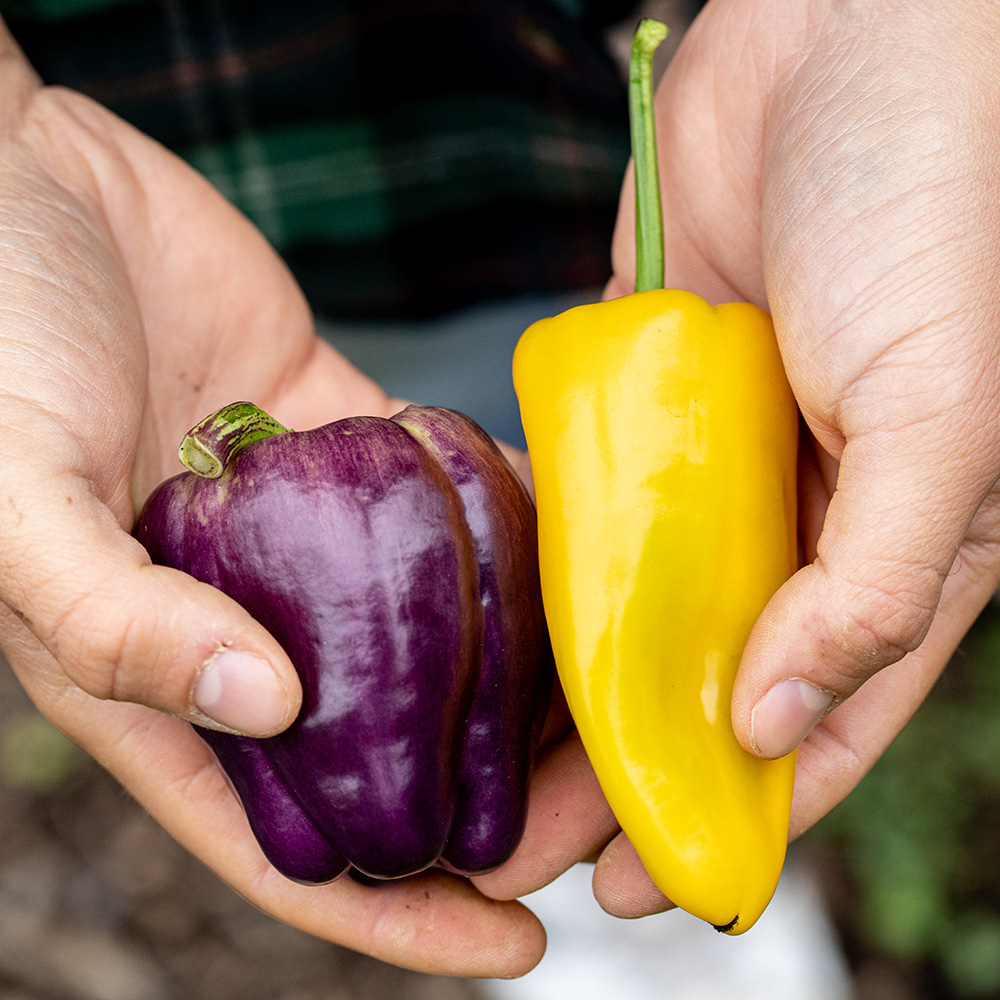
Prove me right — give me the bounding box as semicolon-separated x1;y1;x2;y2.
179;401;289;478
629;18;668;293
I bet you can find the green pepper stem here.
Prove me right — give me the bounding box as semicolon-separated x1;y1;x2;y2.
629;18;668;293
179;401;289;479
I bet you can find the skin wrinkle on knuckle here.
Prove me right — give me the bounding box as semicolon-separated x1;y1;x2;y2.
816;567;940;682
0;490;141;645
45;576;147;703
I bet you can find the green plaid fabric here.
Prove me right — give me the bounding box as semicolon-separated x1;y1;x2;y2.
7;0;634;319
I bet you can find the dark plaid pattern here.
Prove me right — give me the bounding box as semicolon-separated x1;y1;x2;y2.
6;0;634;319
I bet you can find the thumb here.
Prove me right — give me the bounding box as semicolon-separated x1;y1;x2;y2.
0;468;302;737
733;422;997;760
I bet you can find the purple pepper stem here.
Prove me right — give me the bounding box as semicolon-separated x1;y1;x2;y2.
179;401;289;479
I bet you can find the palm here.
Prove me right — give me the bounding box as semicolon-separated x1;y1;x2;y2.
112;136;392;496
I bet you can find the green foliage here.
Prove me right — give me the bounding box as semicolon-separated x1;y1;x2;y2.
942;912;1000;996
812;603;1000;997
0;711;86;793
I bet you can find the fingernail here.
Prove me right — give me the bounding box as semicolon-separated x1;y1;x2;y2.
193;648;290;736
750;678;836;759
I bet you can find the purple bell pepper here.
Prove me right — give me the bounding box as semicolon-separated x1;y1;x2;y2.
135;401;552;882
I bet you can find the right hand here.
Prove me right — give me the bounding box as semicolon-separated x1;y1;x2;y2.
479;0;1000;923
0;24;544;976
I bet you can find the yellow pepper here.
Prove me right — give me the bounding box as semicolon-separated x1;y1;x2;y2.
512;20;798;933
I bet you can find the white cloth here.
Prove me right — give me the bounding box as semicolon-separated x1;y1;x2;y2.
481;850;853;1000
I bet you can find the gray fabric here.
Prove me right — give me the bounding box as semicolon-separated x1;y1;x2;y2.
317;291;597;449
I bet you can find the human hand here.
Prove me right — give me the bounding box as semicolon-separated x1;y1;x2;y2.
478;0;1000;919
0;26;543;974
596;0;1000;914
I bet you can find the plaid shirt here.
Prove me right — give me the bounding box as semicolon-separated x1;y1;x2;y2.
6;0;634;319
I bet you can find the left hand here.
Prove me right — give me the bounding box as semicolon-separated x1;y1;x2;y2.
0;47;544;971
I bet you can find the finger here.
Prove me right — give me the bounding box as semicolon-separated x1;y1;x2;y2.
0;469;302;737
789;510;1000;835
591;832;674;919
733;418;1000;761
472;732;618;902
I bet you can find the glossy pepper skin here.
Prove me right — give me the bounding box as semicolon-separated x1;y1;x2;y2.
513;288;798;933
393;407;554;874
135;403;551;883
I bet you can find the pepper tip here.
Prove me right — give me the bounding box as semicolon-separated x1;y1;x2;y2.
711;914;739;934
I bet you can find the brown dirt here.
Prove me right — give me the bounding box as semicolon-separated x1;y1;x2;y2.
0;660;484;1000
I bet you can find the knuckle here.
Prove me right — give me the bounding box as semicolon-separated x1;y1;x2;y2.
48;584;144;703
818;565;941;682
